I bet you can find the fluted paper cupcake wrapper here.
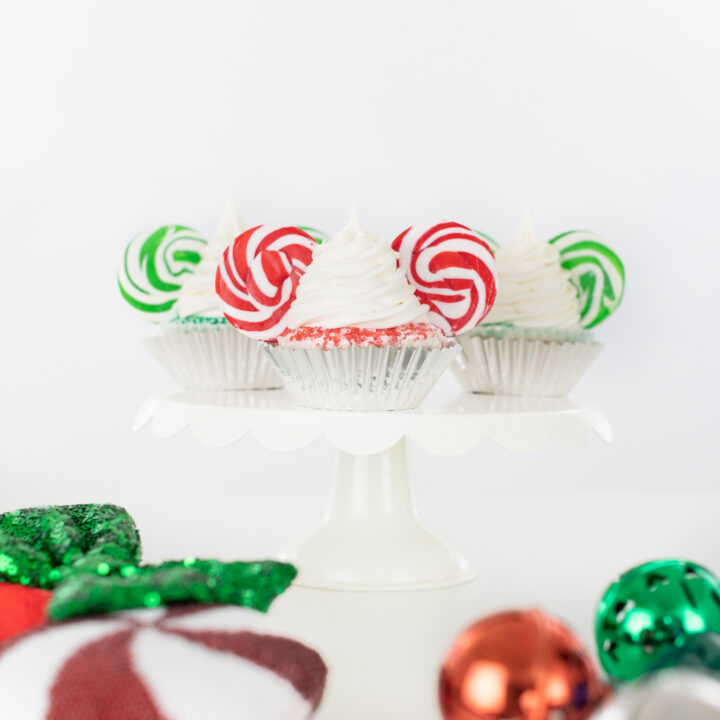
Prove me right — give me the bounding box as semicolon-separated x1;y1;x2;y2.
468;324;593;344
452;334;603;398
263;343;462;411
143;326;281;391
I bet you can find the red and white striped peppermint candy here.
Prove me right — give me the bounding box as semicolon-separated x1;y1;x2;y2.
0;605;327;720
215;225;318;341
392;221;498;335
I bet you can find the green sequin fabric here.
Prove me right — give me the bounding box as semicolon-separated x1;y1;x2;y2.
0;504;141;590
49;558;297;620
0;504;297;621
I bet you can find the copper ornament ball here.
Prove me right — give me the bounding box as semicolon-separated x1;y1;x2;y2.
439;609;608;720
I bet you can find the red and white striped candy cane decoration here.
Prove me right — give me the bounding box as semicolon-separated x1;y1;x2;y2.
216;225;318;341
392;221;498;336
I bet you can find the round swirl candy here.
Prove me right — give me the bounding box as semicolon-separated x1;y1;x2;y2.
215;225;318;341
392;221;498;336
596;559;720;682
549;230;625;328
118;225;207;322
474;229;499;253
298;226;328;245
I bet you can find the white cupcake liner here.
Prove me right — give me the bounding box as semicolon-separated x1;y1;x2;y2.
263;343;461;411
469;324;593;344
452;334;603;398
143;326;281;391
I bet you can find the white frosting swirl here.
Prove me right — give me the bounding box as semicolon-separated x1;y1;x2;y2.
175;192;244;319
285;213;430;329
483;218;581;328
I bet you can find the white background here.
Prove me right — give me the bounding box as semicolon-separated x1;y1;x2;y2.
1;1;720;717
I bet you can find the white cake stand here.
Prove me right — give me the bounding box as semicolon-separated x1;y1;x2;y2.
133;388;611;592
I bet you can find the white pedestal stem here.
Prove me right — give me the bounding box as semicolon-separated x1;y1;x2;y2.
287;439;473;591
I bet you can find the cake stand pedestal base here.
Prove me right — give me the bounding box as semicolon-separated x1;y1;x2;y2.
133;391;613;718
285;439;473;591
270;581;475;720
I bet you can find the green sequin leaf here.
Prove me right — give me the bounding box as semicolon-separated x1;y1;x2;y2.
49;559;297;620
0;504;141;590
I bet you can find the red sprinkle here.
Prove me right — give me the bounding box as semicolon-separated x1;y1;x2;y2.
281;323;443;350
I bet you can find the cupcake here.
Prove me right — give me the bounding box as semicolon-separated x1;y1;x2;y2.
215;214;498;410
119;194;289;390
452;217;625;397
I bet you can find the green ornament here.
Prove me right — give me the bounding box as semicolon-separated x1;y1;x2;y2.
596;559;720;682
665;630;720;672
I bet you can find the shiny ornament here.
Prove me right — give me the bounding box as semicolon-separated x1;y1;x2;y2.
596;559;720;682
0;583;52;642
216;224;318;340
439;609;607;720
666;631;720;672
591;668;720;720
392;221;498;335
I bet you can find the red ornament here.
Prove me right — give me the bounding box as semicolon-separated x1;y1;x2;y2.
0;582;52;643
392;221;498;336
215;225;318;341
439;609;608;720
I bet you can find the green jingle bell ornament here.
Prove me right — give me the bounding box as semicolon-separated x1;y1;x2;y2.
596;559;720;682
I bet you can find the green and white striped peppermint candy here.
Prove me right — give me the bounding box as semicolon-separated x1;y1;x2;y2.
473;230;499;253
118;225;207;322
549;230;625;328
298;226;328;244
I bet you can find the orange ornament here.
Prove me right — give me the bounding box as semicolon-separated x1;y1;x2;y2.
439;610;608;720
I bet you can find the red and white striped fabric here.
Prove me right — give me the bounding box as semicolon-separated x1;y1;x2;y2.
0;605;327;720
